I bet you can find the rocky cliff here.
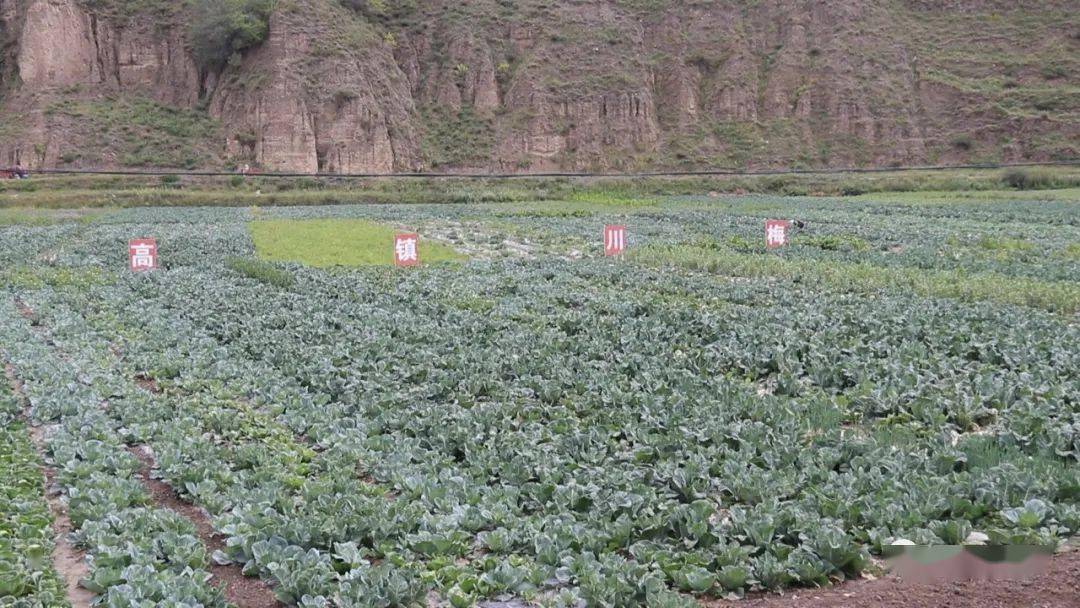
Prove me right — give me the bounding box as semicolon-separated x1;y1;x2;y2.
0;0;1076;172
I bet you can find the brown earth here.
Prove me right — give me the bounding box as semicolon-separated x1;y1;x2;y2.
128;445;284;608
0;0;1076;173
35;449;95;608
132;373;160;394
13;297;34;320
710;548;1080;608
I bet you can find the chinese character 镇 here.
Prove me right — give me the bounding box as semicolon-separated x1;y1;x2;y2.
394;233;420;267
396;237;417;262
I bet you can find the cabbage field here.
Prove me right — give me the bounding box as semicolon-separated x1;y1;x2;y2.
1;193;1078;607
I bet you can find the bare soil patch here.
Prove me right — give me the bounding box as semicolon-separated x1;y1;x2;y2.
39;460;96;608
128;445;283;608
133;374;161;394
14;297;34;320
709;548;1080;608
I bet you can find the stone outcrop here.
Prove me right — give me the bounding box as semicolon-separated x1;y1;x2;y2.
14;0;197;103
0;0;1076;172
16;0;97;87
209;4;420;173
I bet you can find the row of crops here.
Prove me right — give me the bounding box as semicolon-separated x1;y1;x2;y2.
0;372;68;603
0;194;1077;606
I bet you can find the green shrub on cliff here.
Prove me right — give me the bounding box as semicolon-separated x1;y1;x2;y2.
189;0;275;70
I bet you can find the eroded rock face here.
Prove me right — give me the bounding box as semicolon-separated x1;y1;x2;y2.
495;83;659;171
392;0;1075;171
104;25;199;107
16;0;97;87
15;0;197;103
1;0;199;166
209;6;420;173
0;0;1076;171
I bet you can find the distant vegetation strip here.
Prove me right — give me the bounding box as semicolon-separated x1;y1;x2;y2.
633;245;1080;315
3;167;1080;209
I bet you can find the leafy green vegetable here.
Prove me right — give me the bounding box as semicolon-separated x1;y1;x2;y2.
1;193;1077;604
0;411;68;605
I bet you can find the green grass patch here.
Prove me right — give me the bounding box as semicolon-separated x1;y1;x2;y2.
1001;168;1080;191
445;295;497;314
0;181;554;209
0;207;112;225
45;95;220;169
3;266;110;290
4;167;1079;210
797;235;871;252
224;257;296;288
250;219;465;267
633;245;1080;314
494;205;596;219
564;190;662;208
976;236;1035;254
492;196;660;218
850;188;1080;205
421;106;495;168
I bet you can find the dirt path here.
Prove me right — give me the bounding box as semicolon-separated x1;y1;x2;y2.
36;448;96;608
128;445;284;608
709;548;1080;608
5;363;95;608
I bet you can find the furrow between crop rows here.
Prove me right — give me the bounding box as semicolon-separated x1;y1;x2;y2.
2;196;1077;606
1;301;231;606
1;364;82;608
11;289;433;605
127;444;285;608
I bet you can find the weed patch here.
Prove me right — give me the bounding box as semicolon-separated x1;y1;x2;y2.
250;219;464;267
633;245;1080;314
224;257;296;288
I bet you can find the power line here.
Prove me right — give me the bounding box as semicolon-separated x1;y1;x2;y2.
24;159;1080;180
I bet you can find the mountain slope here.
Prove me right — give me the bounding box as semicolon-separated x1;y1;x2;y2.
0;0;1076;172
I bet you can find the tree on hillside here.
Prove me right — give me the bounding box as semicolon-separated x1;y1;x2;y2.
189;0;275;70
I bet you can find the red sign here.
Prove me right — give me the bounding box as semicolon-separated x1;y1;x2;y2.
129;238;158;272
765;220;790;249
604;225;627;257
394;233;420;267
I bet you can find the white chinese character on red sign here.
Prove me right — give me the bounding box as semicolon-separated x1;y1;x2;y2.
129;238;157;272
394;233;419;267
604;225;627;257
765;220;790;249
